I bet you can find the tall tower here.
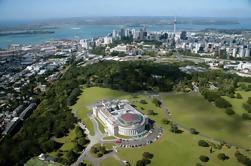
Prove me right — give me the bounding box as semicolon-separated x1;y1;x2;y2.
173;17;177;34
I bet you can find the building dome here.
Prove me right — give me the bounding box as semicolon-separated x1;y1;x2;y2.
119;113;143;126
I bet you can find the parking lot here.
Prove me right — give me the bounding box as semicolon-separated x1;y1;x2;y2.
118;127;163;148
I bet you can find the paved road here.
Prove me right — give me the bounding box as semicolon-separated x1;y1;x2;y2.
72;113;125;166
72;114;103;166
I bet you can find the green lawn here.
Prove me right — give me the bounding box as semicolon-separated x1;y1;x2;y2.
25;157;59;166
100;157;121;166
117;129;249;166
161;92;251;149
103;136;117;140
96;118;106;133
71;87;129;135
223;91;251;115
71;87;251;166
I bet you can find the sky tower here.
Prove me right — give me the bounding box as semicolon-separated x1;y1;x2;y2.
173;17;177;34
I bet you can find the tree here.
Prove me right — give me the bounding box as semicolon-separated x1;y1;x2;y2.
67;150;78;163
247;97;251;105
199;155;209;162
77;137;88;147
170;123;180;133
140;100;148;104
136;160;145;166
198;140;209;147
217;153;229;161
215;97;232;108
225;108;235;115
91;147;98;154
243;103;251;113
143;152;154;159
142;158;151;165
235;151;251;165
147;110;156;116
190;128;199;135
236;93;242;99
242;113;251;120
162;118;170;124
152;98;162;107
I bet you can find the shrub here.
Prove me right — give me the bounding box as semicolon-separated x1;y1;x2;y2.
242;113;251;120
217;153;229;161
235;151;251;165
199;155;209;162
198;140;209;147
190;128;199;135
162;118;170;124
195;163;204;166
243;103;251;113
215;97;232;108
225;108;235;115
147;110;156;116
143;152;154;159
152;98;161;107
236;93;242;99
136;160;145;166
170;123;179;133
97;152;103;158
140;100;148;104
247;97;251;105
142;158;151;165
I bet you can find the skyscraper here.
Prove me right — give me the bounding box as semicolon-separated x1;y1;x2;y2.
180;31;187;40
120;28;125;38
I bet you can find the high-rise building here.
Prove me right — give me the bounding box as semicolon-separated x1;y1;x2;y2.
245;48;250;57
120;28;125;38
139;29;144;41
80;39;89;49
112;30;117;39
232;48;237;57
180;31;187;40
239;47;245;58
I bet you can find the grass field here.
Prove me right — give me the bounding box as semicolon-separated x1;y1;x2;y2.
71;87;251;166
100;157;121;166
161;92;251;149
25;158;59;166
223;91;251;115
71;87;129;135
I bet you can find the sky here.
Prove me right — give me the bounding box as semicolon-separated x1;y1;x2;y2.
0;0;251;21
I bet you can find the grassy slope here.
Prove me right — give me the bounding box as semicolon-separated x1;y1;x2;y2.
100;157;121;166
71;87;128;136
73;87;251;166
161;92;251;149
223;91;251;115
117;95;249;166
25;157;59;166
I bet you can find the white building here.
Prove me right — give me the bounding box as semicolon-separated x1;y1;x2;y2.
80;39;89;49
104;37;113;45
110;45;127;53
93;100;148;137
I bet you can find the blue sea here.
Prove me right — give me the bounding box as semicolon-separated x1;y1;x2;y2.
1;21;251;49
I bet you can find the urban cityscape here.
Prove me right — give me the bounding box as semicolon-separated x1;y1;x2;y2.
0;0;251;166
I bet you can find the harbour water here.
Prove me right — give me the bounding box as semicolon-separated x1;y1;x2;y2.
1;21;251;49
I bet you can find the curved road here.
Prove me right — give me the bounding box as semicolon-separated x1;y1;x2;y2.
72;113;124;166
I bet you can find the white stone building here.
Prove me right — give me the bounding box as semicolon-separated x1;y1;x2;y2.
93;100;148;137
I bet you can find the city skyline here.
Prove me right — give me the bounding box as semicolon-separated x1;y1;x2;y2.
1;0;251;21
